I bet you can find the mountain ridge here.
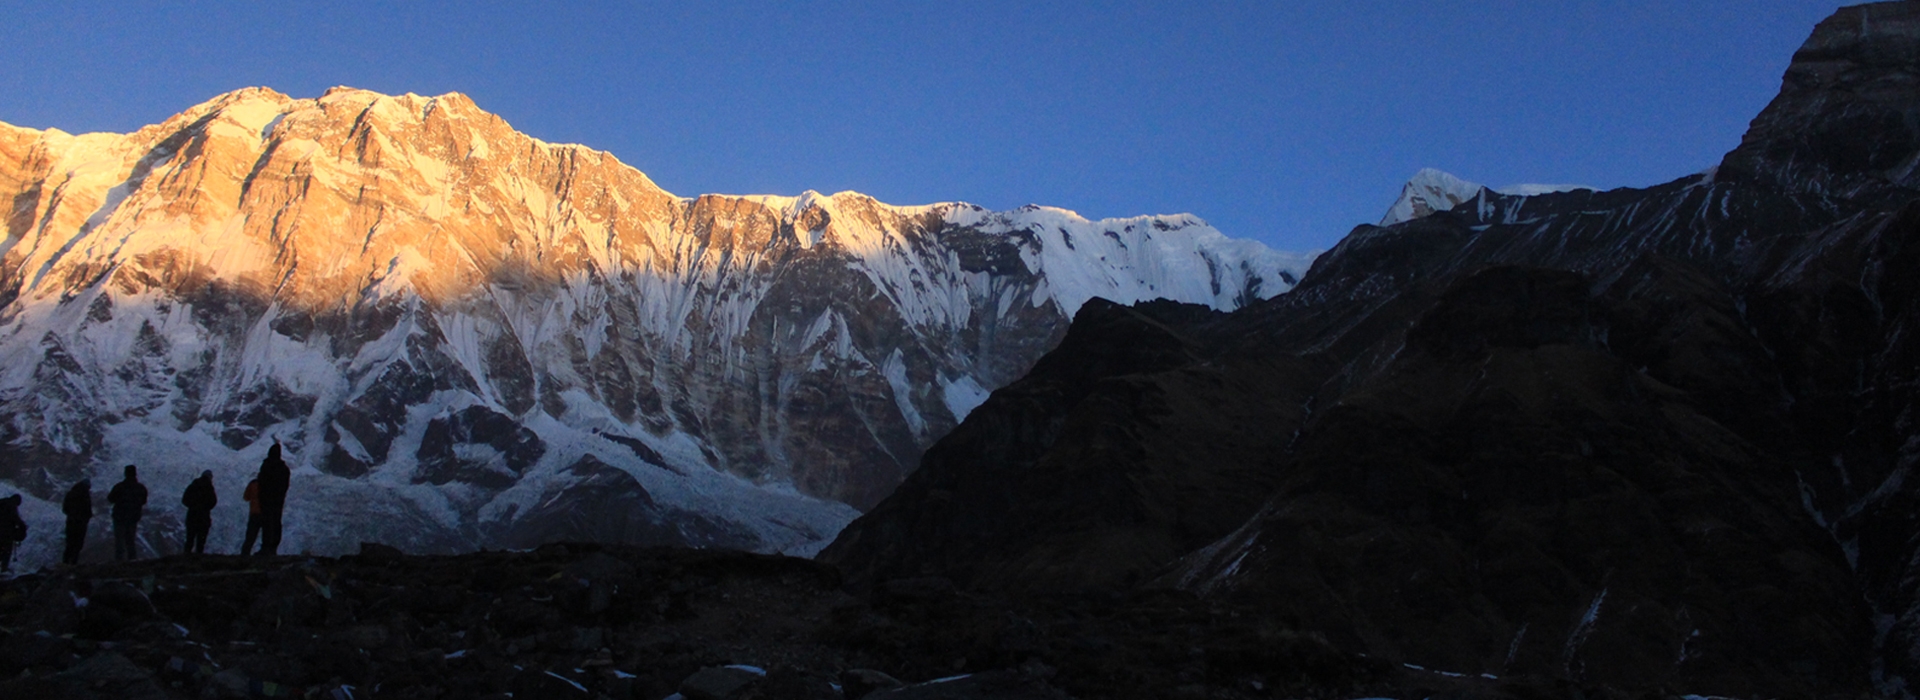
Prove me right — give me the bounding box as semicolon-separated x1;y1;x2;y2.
0;84;1311;566
822;2;1920;695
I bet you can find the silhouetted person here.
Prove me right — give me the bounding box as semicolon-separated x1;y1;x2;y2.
0;494;24;573
256;443;291;556
107;465;148;561
181;470;217;554
241;477;262;555
62;479;91;565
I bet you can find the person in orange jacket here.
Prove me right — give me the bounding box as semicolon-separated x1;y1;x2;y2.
240;477;263;556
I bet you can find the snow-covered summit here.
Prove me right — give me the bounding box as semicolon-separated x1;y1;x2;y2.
1380;168;1594;226
0;86;1313;569
1380;168;1487;226
943;203;1315;314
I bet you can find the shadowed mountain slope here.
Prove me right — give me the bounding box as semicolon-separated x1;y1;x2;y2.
824;3;1920;696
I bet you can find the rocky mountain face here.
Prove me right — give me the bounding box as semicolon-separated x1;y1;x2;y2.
0;87;1311;565
824;3;1920;697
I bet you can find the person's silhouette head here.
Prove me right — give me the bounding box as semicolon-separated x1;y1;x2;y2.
123;464;137;480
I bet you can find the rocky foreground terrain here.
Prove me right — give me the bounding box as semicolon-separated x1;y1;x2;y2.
0;544;1516;700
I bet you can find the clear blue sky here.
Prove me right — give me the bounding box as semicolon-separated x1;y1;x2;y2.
1;2;1851;253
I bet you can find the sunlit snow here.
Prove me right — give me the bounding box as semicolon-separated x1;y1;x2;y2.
0;87;1319;570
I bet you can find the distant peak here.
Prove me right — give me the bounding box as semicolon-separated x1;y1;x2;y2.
1408;167;1477;189
321;85;411;99
173;86;294;117
1380;170;1594;226
209;86;294;104
1380;169;1485;226
154;87;297;140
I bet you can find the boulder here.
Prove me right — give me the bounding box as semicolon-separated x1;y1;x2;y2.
678;665;766;700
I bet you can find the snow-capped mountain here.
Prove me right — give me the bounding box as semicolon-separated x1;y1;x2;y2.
1379;168;1486;226
1379;167;1591;226
0;87;1313;566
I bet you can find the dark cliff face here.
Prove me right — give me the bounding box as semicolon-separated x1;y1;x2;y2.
822;2;1920;696
1719;2;1920;199
822;298;1324;594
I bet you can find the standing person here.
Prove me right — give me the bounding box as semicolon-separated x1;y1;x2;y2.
62;479;91;565
240;477;262;555
106;465;148;561
256;443;291;556
0;494;24;573
180;471;217;554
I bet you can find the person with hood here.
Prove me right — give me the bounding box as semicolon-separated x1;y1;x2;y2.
240;477;262;555
180;470;217;554
62;479;90;565
256;442;291;556
0;494;24;572
106;465;149;561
